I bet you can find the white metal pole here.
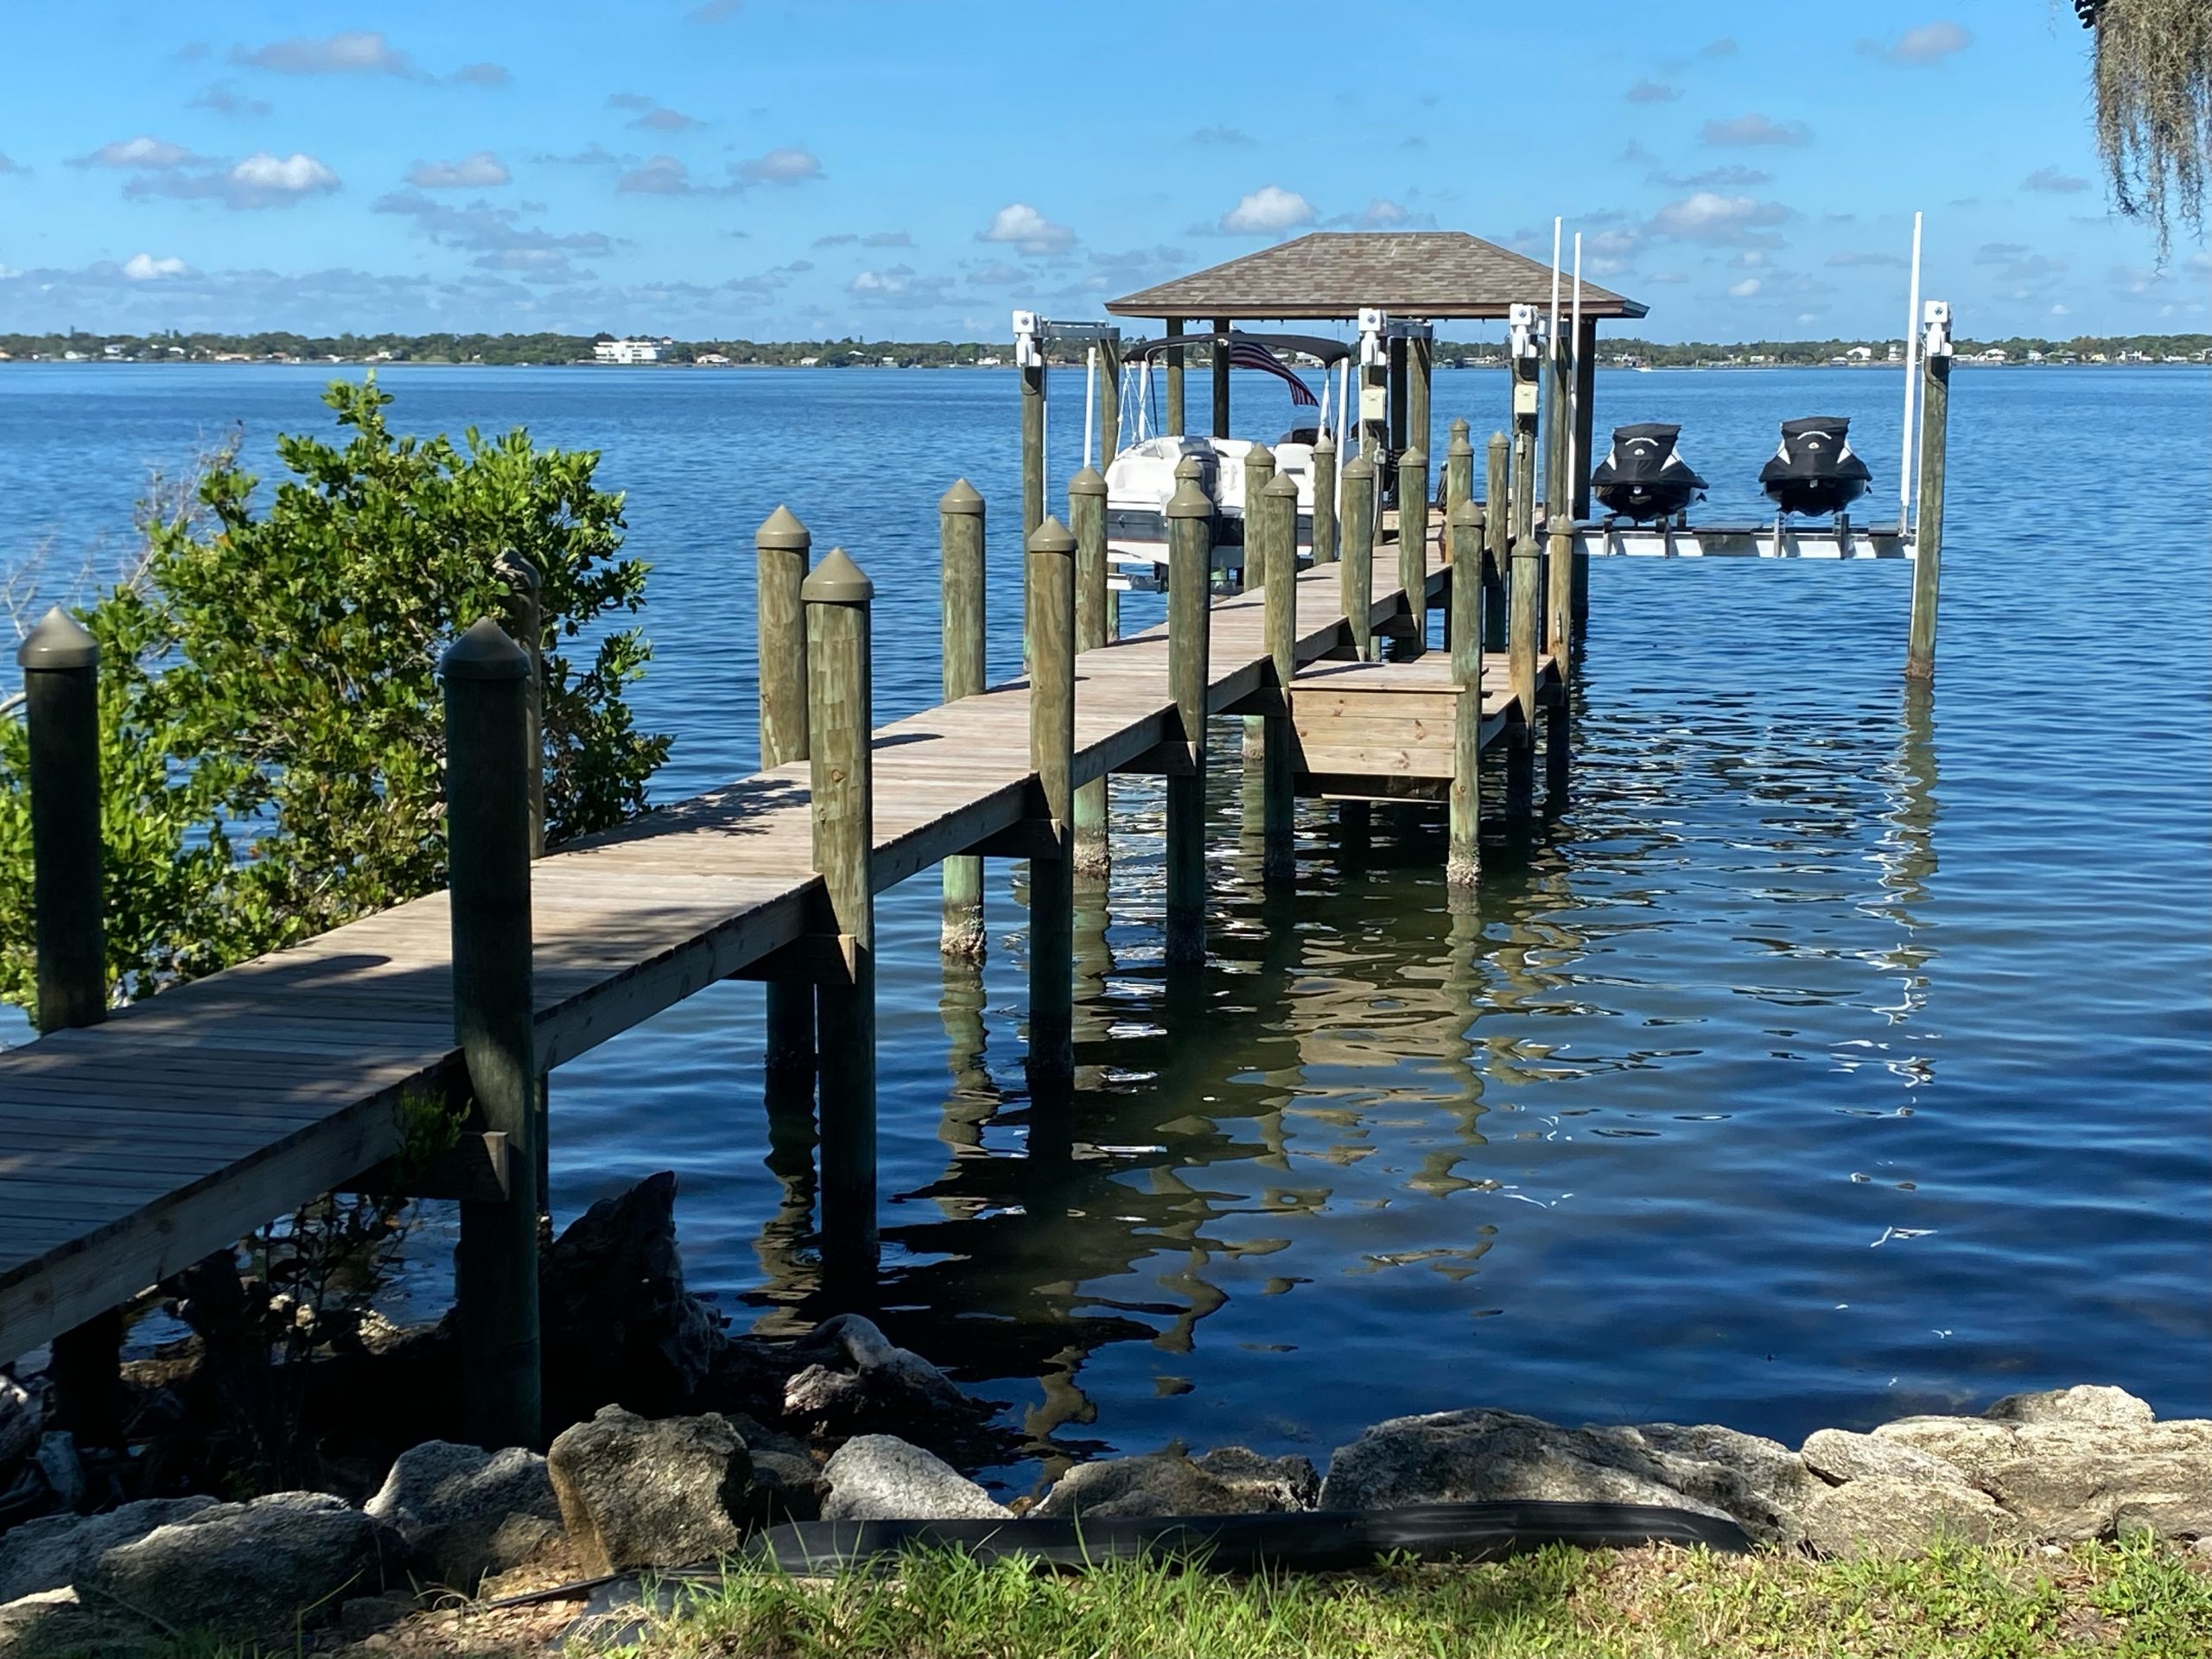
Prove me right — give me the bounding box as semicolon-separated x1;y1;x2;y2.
1336;352;1351;499
1084;345;1097;470
1568;231;1584;501
1548;218;1563;364
1900;210;1924;528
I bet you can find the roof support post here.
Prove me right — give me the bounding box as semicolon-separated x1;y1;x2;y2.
1211;317;1230;439
1164;316;1185;437
1408;332;1433;474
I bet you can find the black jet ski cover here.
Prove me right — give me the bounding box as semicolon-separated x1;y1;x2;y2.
1591;423;1707;521
1758;416;1872;517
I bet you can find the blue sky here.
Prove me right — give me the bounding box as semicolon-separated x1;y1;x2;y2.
0;1;2200;341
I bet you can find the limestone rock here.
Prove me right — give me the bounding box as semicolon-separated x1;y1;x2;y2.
0;1586;145;1659
783;1314;989;1434
1038;1451;1312;1521
365;1441;563;1590
0;1496;219;1603
77;1492;400;1641
1802;1427;1967;1488
546;1406;752;1574
1193;1447;1321;1512
1801;1476;2025;1560
1874;1414;2212;1541
1596;1423;1818;1547
821;1436;1010;1522
1982;1385;2154;1431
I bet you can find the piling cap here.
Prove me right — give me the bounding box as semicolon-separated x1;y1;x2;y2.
938;478;984;516
756;504;811;551
1173;454;1205;481
441;615;531;682
1166;477;1213;518
802;545;874;604
1399;446;1427;470
1264;472;1299;499
16;606;99;671
1449;498;1482;527
1449;415;1471;439
1246;441;1274;470
1028;515;1077;555
1066;466;1106;498
1447;423;1473;457
1343;454;1375;480
1312;430;1336;457
1487;429;1510;453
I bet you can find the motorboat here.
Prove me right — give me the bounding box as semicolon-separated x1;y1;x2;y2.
1758;416;1872;518
1590;423;1706;523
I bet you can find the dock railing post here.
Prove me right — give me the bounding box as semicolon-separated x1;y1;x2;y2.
1262;471;1299;885
1447;499;1484;891
1906;303;1952;682
938;481;988;956
1027;518;1077;1084
1395;446;1428;658
442;617;542;1452
18;607;124;1442
1484;432;1510;653
757;506;817;1070
1164;473;1213;964
1239;442;1276;793
1311;432;1338;567
1341;454;1376;661
494;551;550;1220
1507;509;1541;820
1444;418;1472;530
804;549;878;1278
1069;467;1110;878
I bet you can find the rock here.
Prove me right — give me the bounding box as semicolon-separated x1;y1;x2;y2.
1801;1476;2025;1560
365;1441;563;1590
1193;1447;1321;1512
31;1433;82;1514
540;1172;727;1421
751;1452;825;1523
0;1586;144;1659
1803;1427;1967;1488
1874;1414;2212;1541
78;1492;400;1641
546;1406;753;1574
1982;1385;2155;1431
783;1315;989;1436
821;1436;1010;1522
1038;1451;1311;1521
1316;1410;1797;1543
0;1377;39;1470
0;1496;219;1603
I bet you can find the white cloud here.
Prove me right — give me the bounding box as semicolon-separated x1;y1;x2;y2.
122;252;190;280
230;152;340;195
2050;303;2070;316
1858;22;1972;65
979;202;1077;256
1700;114;1812;148
1220;184;1314;235
1728;277;1761;297
121;150;341;209
75;136;204;169
735;146;823;186
405;151;510;189
1647;192;1789;245
234;30;416;77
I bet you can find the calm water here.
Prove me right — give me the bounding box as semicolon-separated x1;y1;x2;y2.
3;362;2208;1484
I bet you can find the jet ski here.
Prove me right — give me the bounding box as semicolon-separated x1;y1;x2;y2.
1591;423;1707;522
1758;416;1871;517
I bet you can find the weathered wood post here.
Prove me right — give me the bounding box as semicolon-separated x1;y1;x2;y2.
1341;454;1376;660
1261;471;1299;885
1165;317;1186;437
757;506;817;1068
1507;509;1541;820
1027;518;1077;1083
1020;346;1046;550
1395;446;1428;658
17;607;124;1441
442;617;542;1451
1069;467;1110;878
938;482;988;957
1547;520;1575;673
1164;472;1213;964
494;553;545;859
1387;334;1408;455
1311;432;1338;567
804;549;877;1274
1409;334;1434;469
1906;316;1951;682
1211;318;1231;439
1484;431;1510;653
1447;499;1484;891
1543;328;1572;536
1239;442;1276;791
1444;418;1473;526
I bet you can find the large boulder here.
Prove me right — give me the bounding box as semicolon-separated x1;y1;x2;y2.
1800;1476;2025;1560
783;1315;992;1437
1982;1385;2155;1431
1872;1412;2212;1541
1317;1410;1808;1545
76;1492;400;1641
365;1441;563;1590
1037;1449;1318;1521
0;1496;219;1604
820;1436;1010;1522
547;1407;752;1574
1802;1428;1967;1488
541;1173;727;1422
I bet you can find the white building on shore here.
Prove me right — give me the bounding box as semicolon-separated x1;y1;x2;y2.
593;338;663;365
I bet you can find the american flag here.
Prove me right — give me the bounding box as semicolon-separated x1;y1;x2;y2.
1228;338;1319;408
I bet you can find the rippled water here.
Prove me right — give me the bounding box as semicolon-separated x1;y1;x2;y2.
3;362;2207;1479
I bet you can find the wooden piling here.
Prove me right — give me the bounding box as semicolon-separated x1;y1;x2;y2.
803;549;877;1274
1311;432;1338;567
1239;442;1276;782
1906;347;1950;681
757;506;817;1067
1069;467;1110;878
938;482;988;957
1027;518;1077;1083
1211;317;1231;440
494;553;545;859
1164;474;1213;964
1444;417;1472;528
1388;335;1408;454
1507;510;1541;821
1447;499;1484;890
1484;432;1510;653
1261;471;1299;885
1020;351;1046;549
1341;454;1376;660
1165;317;1185;437
1543;330;1572;533
1547;523;1574;674
1396;446;1428;658
1409;334;1434;469
441;617;542;1451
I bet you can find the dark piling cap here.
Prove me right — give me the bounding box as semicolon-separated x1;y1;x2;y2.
1166;478;1213;518
938;479;984;516
1028;516;1077;555
16;606;99;671
802;545;874;604
757;505;811;551
441;616;531;682
1066;467;1106;498
1264;472;1299;499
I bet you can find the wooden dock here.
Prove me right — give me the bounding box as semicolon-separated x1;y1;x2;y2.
0;534;1556;1370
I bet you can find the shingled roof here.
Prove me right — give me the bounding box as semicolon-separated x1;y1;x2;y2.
1105;231;1645;321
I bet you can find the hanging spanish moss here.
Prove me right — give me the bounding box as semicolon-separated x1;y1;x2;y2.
2085;0;2212;257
